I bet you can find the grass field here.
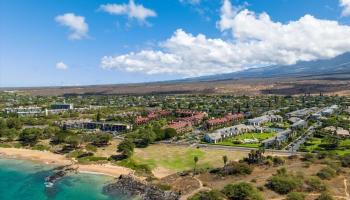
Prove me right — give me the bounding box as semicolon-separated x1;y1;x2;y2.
132;144;248;172
215;132;277;148
302;138;350;155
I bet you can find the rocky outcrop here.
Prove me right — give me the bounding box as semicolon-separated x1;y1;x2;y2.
44;165;78;187
103;175;180;200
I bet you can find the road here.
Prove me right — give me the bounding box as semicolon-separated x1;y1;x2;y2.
285;122;321;152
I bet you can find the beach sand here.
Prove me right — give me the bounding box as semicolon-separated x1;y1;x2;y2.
0;147;133;177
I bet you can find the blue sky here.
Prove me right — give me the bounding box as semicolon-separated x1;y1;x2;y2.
1;0;350;87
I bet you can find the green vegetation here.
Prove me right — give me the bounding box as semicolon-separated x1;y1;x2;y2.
117;158;152;176
117;139;135;158
189;190;225;200
305;177;327;192
315;192;334;200
286;192;305;200
134;147;210;171
266;168;303;194
222;182;263;200
216;132;276;148
316;167;337;180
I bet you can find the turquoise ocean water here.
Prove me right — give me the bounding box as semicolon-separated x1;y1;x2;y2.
0;158;124;200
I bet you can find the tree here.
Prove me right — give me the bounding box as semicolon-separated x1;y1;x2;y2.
222;182;263;200
42;126;60;139
222;155;228;167
0;119;7;129
117;139;135;158
96;111;101;122
194;156;199;174
6;118;22;130
65;135;81;149
0;128;19;141
51;130;70;144
92;133;112;147
164;128;177;139
19;128;41;146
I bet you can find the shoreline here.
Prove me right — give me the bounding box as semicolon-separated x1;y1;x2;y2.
0;147;133;178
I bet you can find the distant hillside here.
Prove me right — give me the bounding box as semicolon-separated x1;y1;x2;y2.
188;52;350;82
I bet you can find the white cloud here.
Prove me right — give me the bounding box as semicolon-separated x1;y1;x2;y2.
100;0;156;22
179;0;201;5
340;0;350;16
55;13;88;40
56;62;68;70
101;0;350;77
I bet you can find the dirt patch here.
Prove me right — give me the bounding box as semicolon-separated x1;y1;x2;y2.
160;173;200;195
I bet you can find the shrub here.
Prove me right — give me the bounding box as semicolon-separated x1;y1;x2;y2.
155;183;171;191
222;182;263;200
85;144;97;152
302;153;315;162
315;192;334;200
305;177;327;192
189;190;225;200
316;167;337;180
32;144;50;151
266;171;303;194
77;156;108;164
67;149;85;158
272;156;285;166
118;158;152;176
0;143;12;148
341;154;350;167
224;161;253;175
286;192;305;200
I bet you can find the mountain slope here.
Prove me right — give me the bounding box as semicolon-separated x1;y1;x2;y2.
190;52;350;81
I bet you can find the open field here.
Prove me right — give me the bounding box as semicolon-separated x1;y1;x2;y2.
3;74;350;96
132;144;248;173
302;138;350;155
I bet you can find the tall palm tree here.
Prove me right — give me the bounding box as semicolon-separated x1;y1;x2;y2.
222;155;228;167
193;156;199;175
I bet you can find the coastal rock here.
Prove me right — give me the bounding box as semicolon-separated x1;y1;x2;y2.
103;175;180;200
45;165;77;187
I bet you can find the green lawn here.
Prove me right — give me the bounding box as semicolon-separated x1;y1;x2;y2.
302;138;350;155
302;137;323;152
132;144;248;172
215;132;277;148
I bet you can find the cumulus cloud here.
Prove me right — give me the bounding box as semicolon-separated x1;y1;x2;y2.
100;0;156;22
101;0;350;77
56;62;68;70
55;13;88;40
340;0;350;16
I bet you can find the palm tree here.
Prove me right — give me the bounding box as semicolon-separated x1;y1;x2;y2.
193;156;199;175
222;155;228;167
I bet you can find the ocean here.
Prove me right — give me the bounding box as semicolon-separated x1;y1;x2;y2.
0;158;125;200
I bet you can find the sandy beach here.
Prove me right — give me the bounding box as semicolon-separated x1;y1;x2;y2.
0;147;133;177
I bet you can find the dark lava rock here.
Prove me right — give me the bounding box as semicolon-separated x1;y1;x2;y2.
103;175;180;200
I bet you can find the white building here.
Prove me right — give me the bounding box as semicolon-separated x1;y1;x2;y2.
4;106;43;116
247;115;283;126
204;124;263;143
